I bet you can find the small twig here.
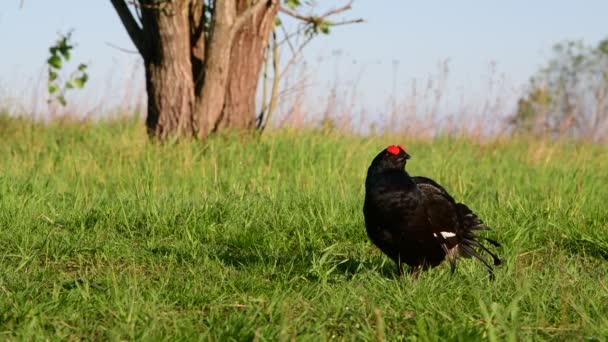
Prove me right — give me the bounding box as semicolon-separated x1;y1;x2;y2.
105;42;139;54
373;308;384;342
277;0;363;76
279;21;296;56
279;2;348;21
279;0;361;23
257;45;270;129
110;0;145;55
328;18;365;26
322;0;355;17
279;6;312;22
260;31;279;133
280;35;313;77
516;248;544;258
277;81;316;99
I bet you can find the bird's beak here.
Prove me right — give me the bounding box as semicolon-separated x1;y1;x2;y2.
403;152;411;160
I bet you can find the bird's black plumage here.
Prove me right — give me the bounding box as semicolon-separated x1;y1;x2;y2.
363;145;502;277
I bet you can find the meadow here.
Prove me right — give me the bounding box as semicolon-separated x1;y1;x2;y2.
0;115;607;340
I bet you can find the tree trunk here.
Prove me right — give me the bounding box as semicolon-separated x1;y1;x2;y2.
113;0;278;141
219;0;278;130
140;2;196;140
196;0;278;139
195;0;238;139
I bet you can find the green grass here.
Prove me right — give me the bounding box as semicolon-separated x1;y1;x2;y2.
1;116;607;340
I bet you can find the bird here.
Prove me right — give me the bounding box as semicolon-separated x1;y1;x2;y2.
363;144;502;278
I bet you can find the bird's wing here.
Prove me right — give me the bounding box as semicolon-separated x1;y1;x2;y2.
411;176;456;202
414;176;503;274
412;176;481;230
415;182;460;241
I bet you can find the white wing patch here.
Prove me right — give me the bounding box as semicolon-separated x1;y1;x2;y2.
439;231;456;239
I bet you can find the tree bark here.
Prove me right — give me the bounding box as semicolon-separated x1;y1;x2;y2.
189;0;206;96
113;0;278;141
141;1;196;140
196;0;278;139
219;0;278;130
195;0;238;139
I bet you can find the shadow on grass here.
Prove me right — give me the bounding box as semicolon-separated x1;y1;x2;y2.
560;234;608;260
148;241;401;280
213;245;399;280
333;257;399;279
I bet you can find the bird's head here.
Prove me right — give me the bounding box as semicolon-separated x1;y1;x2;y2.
368;145;411;172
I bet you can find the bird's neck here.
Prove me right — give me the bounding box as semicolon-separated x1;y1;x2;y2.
366;168;414;188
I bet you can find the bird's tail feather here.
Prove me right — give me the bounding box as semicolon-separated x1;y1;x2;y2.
456;203;503;277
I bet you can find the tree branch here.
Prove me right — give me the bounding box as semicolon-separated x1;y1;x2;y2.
262;30;280;132
329;18;365;26
105;41;139;54
280;34;313;76
110;0;145;56
278;1;363;26
323;1;355;17
278;6;309;22
276;1;362;76
258;31;279;133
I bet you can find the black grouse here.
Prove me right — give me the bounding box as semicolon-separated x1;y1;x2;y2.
363;145;502;277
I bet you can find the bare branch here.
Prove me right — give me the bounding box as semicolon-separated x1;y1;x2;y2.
279;0;361;23
280;35;313;76
260;31;280;133
327;18;365;26
110;0;145;56
257;46;270;129
105;42;139;54
323;1;354;17
278;6;310;22
272;1;363;94
278;21;296;56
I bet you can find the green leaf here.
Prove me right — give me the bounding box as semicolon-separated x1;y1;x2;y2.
73;74;88;89
274;17;282;26
48;70;58;82
58;38;73;60
65;81;74;89
320;23;330;34
57;95;67;106
77;63;87;71
48;84;58;94
73;79;84;89
48;55;62;69
285;0;300;10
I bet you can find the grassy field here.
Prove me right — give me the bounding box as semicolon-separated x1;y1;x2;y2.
1;116;607;341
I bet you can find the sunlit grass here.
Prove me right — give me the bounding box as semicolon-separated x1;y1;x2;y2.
1;116;607;340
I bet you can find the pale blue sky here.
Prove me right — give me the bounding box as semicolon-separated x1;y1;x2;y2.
0;1;606;117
